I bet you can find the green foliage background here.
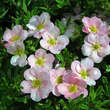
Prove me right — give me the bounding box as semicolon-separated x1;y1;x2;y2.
0;0;110;110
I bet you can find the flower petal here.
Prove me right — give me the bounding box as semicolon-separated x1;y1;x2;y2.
71;61;81;74
10;55;19;66
81;44;92;56
3;30;16;41
90;51;103;63
31;89;41;102
20;80;32;93
89;68;101;80
81;58;94;70
85;77;96;86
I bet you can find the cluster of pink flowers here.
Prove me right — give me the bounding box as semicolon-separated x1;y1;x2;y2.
82;16;110;63
3;13;110;102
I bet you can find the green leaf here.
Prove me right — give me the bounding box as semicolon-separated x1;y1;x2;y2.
0;9;8;18
23;0;28;13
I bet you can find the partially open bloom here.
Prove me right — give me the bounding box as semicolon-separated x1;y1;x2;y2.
82;34;110;63
49;68;67;96
20;68;52;102
3;25;28;45
27;12;53;38
71;58;101;86
57;73;88;99
28;49;55;72
6;41;27;67
82;16;108;35
40;26;69;54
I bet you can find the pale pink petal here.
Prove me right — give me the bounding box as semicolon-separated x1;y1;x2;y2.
24;68;36;80
81;58;94;70
31;89;41;102
82;26;90;33
34;32;42;38
82;17;91;27
84;77;96;86
91;16;102;27
40;12;50;25
98;22;108;35
20;80;32;93
81;44;92;56
57;35;69;50
20;30;28;41
13;25;22;35
57;83;70;96
71;61;81;74
28;55;36;68
90;51;103;63
63;73;87;88
40;39;49;50
44;53;55;64
85;34;97;44
3;30;16;41
52;86;61;96
27;15;40;30
35;49;46;57
39;87;51;99
89;68;101;80
10;55;19;66
18;54;27;67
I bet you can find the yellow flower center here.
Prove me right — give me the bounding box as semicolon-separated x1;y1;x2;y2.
56;76;62;84
35;57;44;67
47;38;56;46
89;26;98;33
15;48;24;56
68;85;78;93
37;24;44;30
11;36;20;42
80;70;88;79
32;79;42;88
92;43;101;51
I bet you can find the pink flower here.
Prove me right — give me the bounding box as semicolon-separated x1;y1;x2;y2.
57;73;88;99
27;12;53;38
28;49;55;72
82;34;110;63
20;68;52;102
3;25;28;45
40;26;69;54
6;41;27;67
71;58;101;86
82;16;108;35
49;68;67;96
